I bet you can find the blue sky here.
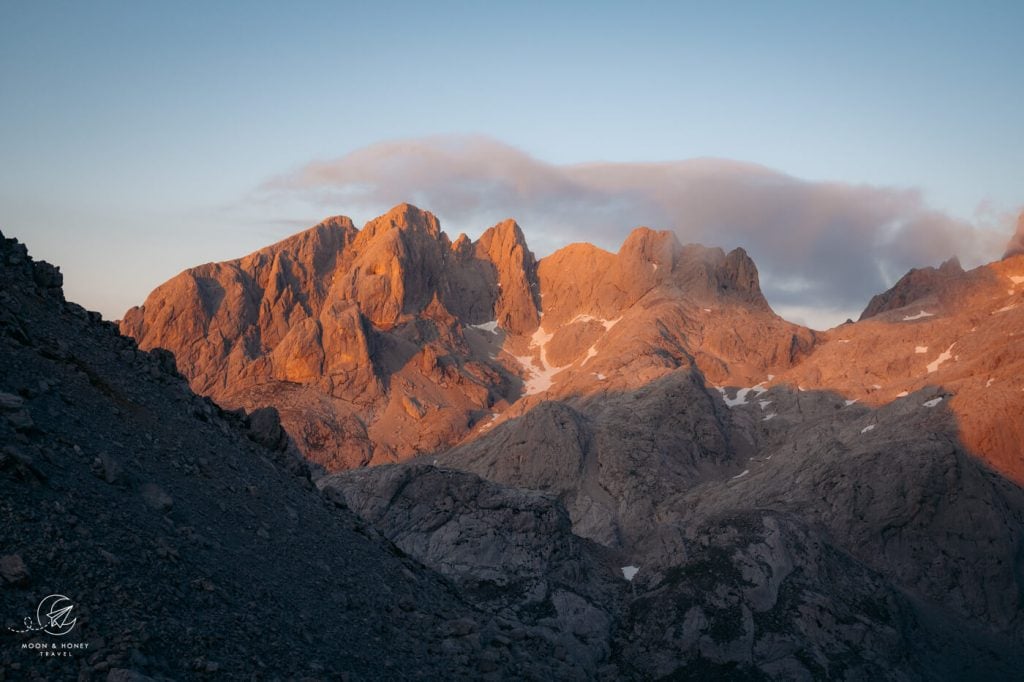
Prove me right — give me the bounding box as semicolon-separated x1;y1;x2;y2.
1;1;1022;327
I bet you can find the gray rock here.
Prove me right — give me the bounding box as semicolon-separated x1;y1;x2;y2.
320;463;623;674
248;406;286;451
31;260;63;290
444;617;478;637
99;451;124;484
5;409;33;431
0;554;29;586
0;226;592;681
616;511;1009;681
140;483;173;512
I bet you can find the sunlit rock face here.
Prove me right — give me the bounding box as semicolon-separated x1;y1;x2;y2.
7;203;1021;678
121;203;812;472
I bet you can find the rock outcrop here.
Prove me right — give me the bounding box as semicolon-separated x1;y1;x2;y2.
9;210;1024;678
121;204;806;472
616;511;1018;681
320;464;622;675
858;256;969;320
0;231;602;680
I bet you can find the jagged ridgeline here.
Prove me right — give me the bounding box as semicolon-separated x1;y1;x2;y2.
120;203;814;471
4;203;1024;679
0;230;634;680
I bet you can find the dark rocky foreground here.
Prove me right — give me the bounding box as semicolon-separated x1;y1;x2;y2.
3;229;1024;680
0;233;603;680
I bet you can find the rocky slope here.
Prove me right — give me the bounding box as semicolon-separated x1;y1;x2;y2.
0;231;627;680
325;207;1023;678
789;249;1024;484
121;204;813;473
101;204;1024;677
320;464;624;675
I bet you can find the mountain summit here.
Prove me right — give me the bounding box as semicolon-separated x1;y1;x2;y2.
121;204;807;471
5;209;1024;678
122;203;1024;677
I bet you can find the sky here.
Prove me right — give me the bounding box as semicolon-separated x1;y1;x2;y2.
1;1;1022;329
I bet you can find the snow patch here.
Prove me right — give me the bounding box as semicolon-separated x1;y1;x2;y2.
763;413;776;421
903;310;935;321
703;308;712;313
837;339;850;344
469;320;499;334
717;387;753;408
923;397;943;408
758;400;772;409
986;378;994;388
732;469;750;480
594;373;606;381
581;345;598;365
516;325;560;395
927;344;955;373
861;425;875;434
871;384;882;389
651;263;659;271
995;304;1017;313
1009;275;1024;284
520;366;558;395
622;566;639;581
896;391;909;397
844;399;858;406
531;325;554;349
915;346;928;354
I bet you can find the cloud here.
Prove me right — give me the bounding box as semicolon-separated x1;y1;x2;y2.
1004;212;1024;259
262;135;1013;329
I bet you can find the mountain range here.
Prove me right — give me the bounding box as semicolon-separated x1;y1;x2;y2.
3;205;1023;679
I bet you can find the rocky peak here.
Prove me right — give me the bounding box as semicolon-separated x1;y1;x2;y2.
0;230;64;299
342;204;448;328
10;211;1024;680
451;232;472;255
1003;211;1024;259
618;226;680;265
859;256;969;320
356;202;442;243
939;255;964;275
535;243;620;325
473;219;540;335
663;243;769;309
611;227;680;298
476;219;528;256
721;247;765;302
119;206;808;471
244;215;357;275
